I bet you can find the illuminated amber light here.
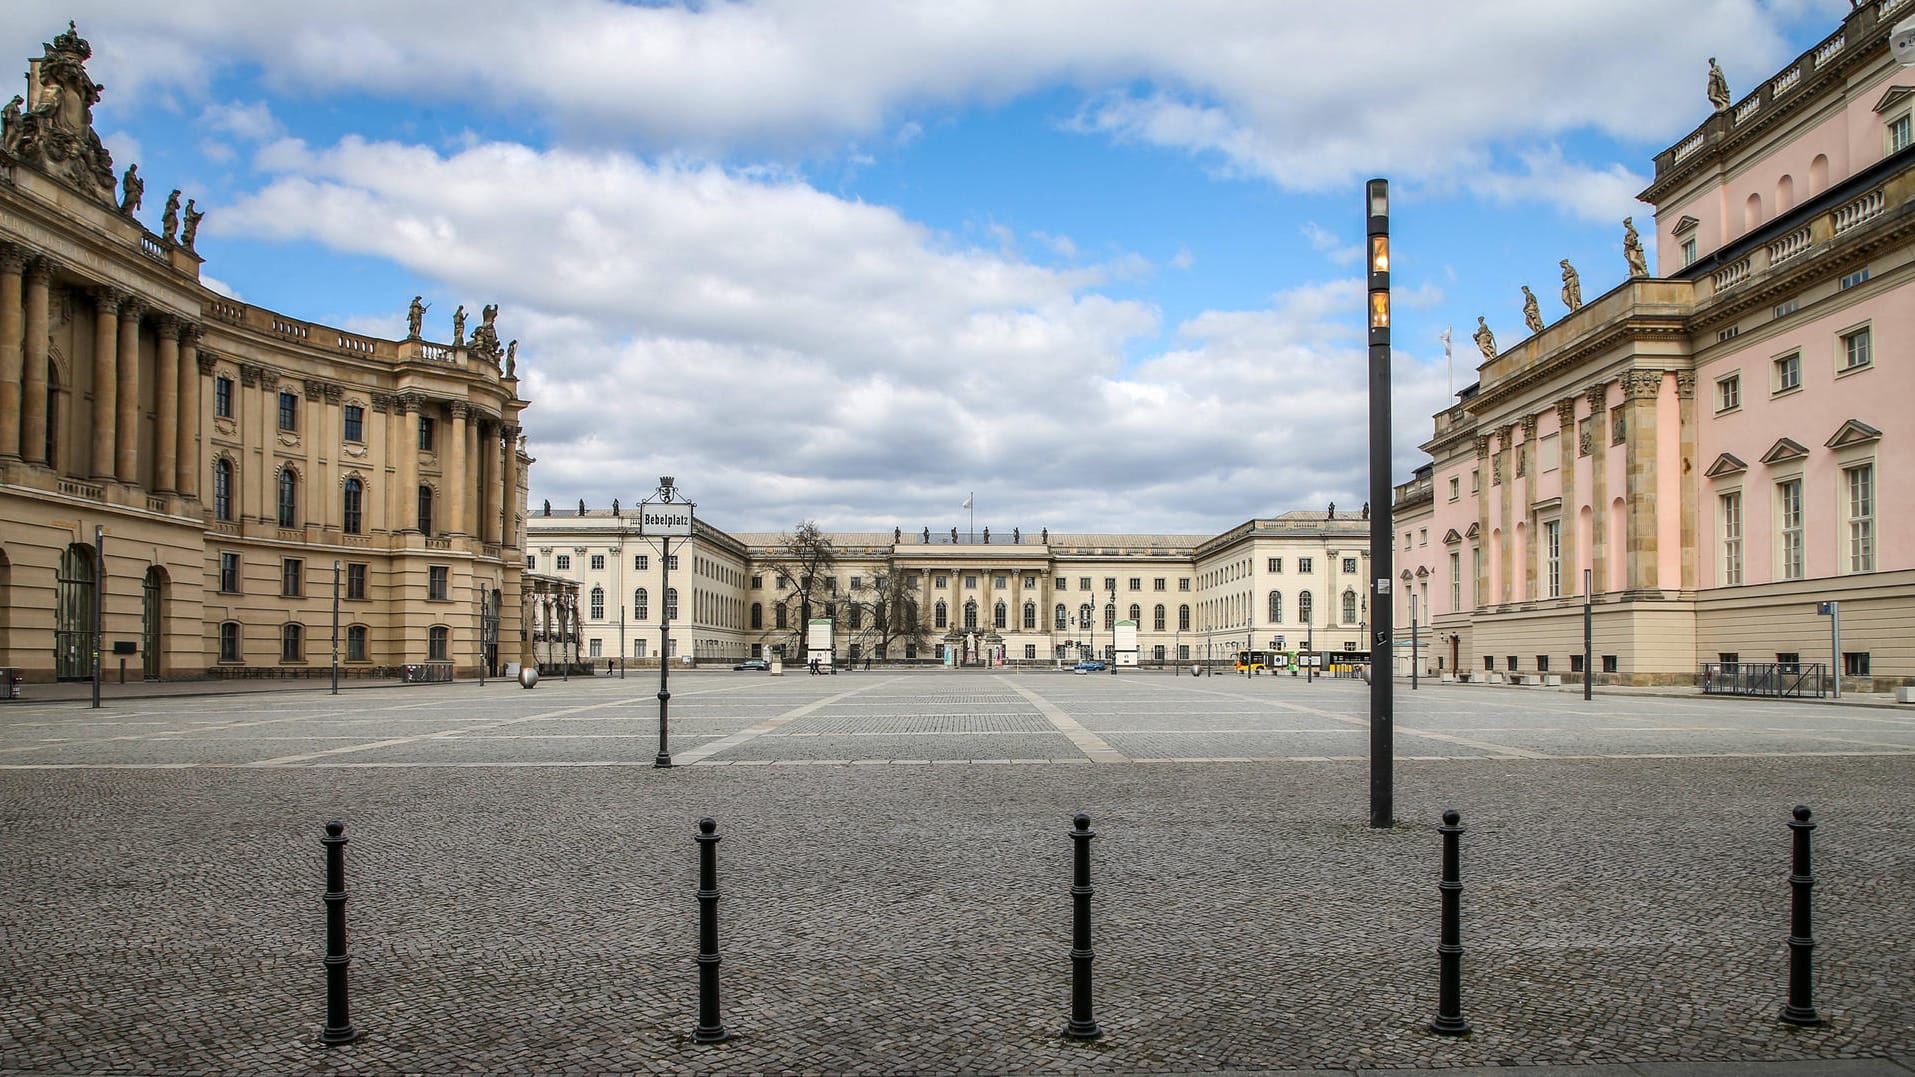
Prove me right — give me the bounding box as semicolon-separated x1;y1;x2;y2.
1370;291;1390;328
1370;235;1390;273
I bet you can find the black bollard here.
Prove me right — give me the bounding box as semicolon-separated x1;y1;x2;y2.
1779;805;1825;1027
1430;809;1471;1036
319;820;359;1045
692;817;730;1044
1062;812;1102;1041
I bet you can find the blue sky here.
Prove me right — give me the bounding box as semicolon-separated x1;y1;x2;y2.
5;0;1856;534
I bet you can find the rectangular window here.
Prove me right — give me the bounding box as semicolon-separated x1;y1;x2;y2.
851;576;863;591
1602;654;1618;673
428;565;449;601
1154;577;1166;591
1535;655;1550;673
1298;558;1313;574
750;573;760;588
219;622;240;662
1103;577;1116;591
964;575;978;589
1773;297;1799;319
1716;325;1740;343
1079;577;1092;590
1840;267;1870;290
1470;469;1480;493
1128;577;1141;591
635;555;649;570
1681;238;1697;267
1540;433;1559;472
278;390;298;432
1448;476;1460;501
346;562;367;600
1268;558;1283;573
1841;326;1871;371
281;624;303;663
347;625;368;662
526;554;535;570
1544;520;1561;598
1055;577;1067;590
1419;528;1428;546
1341;557;1357;574
343;404;364;443
556;554;571;571
418;415;436;450
281;558;302;597
1715;373;1740;412
1892;113;1913;153
1843;651;1871;677
589;638;603;658
1448;551;1460;611
934;574;948;589
590;554;605;570
1773;352;1801;393
214;376;233;418
219;551;240;593
1846;463;1874;573
1178;578;1190;591
667;555;679;570
1777;478;1805;581
1719;491;1743;586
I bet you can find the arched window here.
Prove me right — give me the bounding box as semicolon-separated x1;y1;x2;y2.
666;587;679;620
1299;590;1314;624
213;459;234;521
1054;603;1067;630
1023;601;1037;630
1153;604;1166;631
342;477;364;534
1128;603;1141;623
1268;590;1283;622
634;588;649;620
1178;604;1191;631
1103;605;1115;630
1342;589;1358;624
276;468;298;527
589;586;605;620
963;599;978;630
428;625;449;661
775;604;788;629
935;600;949;629
346;624;369;662
993;601;1007;629
750;602;763;629
280;622;303;662
219;620;241;663
416;484;434;535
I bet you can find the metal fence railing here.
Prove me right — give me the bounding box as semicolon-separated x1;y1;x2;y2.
1700;662;1828;698
400;662;455;684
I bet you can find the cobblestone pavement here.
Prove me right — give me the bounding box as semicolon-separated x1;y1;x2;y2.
2;672;1913;1075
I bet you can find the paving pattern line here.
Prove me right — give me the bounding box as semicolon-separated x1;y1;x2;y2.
1001;679;1128;762
1158;681;1552;759
239;694;669;766
673;677;903;765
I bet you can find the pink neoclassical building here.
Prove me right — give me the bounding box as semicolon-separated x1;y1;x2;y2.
1393;1;1914;691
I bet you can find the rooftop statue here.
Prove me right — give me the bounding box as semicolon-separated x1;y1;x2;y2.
407;296;428;339
161;189;180;244
505;339;517;377
1560;259;1583;312
1707;58;1731;113
1623;217;1648;278
118;163;142;216
180;199;204;252
0;95;22;154
453;305;467;347
1521;286;1544;333
1473;316;1497;361
11;23;117;204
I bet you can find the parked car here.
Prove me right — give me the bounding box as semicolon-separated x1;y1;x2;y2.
1073;660;1106;672
733;658;771;671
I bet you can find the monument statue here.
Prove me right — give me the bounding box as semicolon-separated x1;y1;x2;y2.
180;199;203;251
893;526;901;543
1707;58;1731;113
950;527;958;543
1560;259;1582;312
406;296;428;339
542;499;551;516
982;527;990;544
118;163;142;216
0;95;22;154
160;189;180;244
504;340;517;377
1623;217;1648;277
452;305;467;347
10;23;118;204
1013;527;1019;543
1041;527;1048;543
1521;286;1544;333
922;526;930;543
1473;316;1497;361
466;302;503;362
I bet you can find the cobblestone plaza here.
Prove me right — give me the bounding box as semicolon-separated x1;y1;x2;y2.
3;673;1914;1075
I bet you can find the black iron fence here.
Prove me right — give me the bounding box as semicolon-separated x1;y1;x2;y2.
1700;662;1827;698
400;661;455;684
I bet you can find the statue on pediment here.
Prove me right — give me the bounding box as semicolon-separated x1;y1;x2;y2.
11;23;116;205
181;199;204;251
467;302;503;362
1;95;21;154
407;296;428;339
505;340;517;377
1707;58;1731;113
1560;259;1582;312
161;189;180;244
453;305;467;347
1473;316;1497;361
1623;217;1648;277
1521;286;1543;333
118;163;142;216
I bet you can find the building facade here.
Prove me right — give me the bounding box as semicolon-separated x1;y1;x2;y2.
525;507;1374;669
0;23;530;683
1392;1;1914;689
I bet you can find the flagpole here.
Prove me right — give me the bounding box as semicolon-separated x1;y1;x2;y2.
968;492;974;543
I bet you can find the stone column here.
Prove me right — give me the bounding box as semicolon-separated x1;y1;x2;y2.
0;245;24;459
1497;425;1515;604
320;383;342;529
370;393;393;533
1555;397;1579;595
449;401;470;535
1473;434;1491;608
90;287;123;480
1520;414;1539;600
239;364;266;521
114;299;144;485
1621;369;1664;593
500;423;520;549
153;316;179;492
396;395;419;532
1674;372;1698;592
1586;383;1611;594
302;380;324;527
20;259;53;466
178;331;204;499
480;420;500;546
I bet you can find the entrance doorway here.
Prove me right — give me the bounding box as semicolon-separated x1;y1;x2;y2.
142;567;165;679
56;543;95;681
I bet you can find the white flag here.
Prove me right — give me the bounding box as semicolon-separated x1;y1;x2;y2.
961;495;973;510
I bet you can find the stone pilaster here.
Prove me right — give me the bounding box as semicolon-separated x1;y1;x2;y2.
90;287;123;480
0;245;26;459
1473;433;1491;608
480;420;500;546
1521;414;1539;601
370;392;394;533
396;394;420;532
114;298;145;484
1674;372;1698;593
1586;382;1610;594
239;363;269;521
449;401;470;535
1556;397;1580;595
180;340;206;499
1497;424;1515;605
501;423;521;550
1621;369;1665;592
153;316;180;492
20;259;53;466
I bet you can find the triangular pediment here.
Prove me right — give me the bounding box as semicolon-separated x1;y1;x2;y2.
1825;418;1882;449
1464;522;1481;540
1442;528;1463;546
1873;85;1913;114
1400;569;1414;581
1760;437;1810;464
1672;215;1700;236
1704;452;1748;478
1415;565;1430;578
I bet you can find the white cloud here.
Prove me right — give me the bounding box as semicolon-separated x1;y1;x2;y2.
1300;221;1362;266
199;100;281;141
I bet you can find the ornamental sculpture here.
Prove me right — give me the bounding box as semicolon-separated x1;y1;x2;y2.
9;23;117;205
1707;58;1731;113
181;199;204;252
1521;286;1544;333
1472;316;1497;361
1623;217;1648;277
407;296;428;339
1560;259;1582;312
118;163;142;216
161;189;181;244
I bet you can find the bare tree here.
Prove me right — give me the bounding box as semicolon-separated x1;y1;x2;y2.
757;521;837;659
844;565;929;661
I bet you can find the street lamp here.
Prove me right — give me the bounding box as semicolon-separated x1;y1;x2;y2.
1366;176;1395;830
1410;590;1418;691
1583;568;1594;701
1108;581;1118;675
643;475;695;767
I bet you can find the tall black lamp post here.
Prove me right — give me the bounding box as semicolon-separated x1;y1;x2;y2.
1108;582;1118;674
643;476;695;768
1366;177;1395;830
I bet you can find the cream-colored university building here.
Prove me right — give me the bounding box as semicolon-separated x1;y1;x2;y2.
3;8;1913;692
